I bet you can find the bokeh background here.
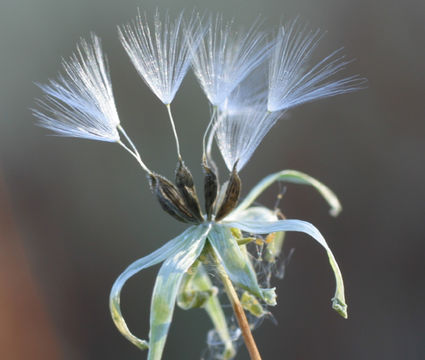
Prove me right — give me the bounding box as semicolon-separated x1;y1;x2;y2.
0;0;424;359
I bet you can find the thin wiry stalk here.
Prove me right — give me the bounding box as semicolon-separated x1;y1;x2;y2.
205;117;217;162
166;104;182;160
118;141;151;174
118;126;152;174
202;105;217;162
118;125;141;160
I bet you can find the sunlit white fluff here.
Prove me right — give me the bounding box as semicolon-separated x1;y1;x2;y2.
34;34;120;142
267;20;365;112
190;15;272;106
219;66;268;115
119;10;199;105
214;104;282;171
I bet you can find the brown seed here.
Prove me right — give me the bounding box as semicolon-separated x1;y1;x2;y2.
203;161;218;220
175;160;204;222
215;164;241;221
149;173;198;223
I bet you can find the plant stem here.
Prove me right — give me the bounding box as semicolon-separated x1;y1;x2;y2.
212;252;262;360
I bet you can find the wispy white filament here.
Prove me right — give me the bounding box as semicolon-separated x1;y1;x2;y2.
219;66;268;115
34;34;120;142
190;14;272;106
119;10;199;105
215;104;282;171
206;68;269;171
267;20;365;112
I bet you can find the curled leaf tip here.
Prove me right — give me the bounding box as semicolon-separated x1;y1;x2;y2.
329;206;342;217
177;289;216;310
223;347;237;360
332;297;348;319
261;287;277;306
110;301;149;350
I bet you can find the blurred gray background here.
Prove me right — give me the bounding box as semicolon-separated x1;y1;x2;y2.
0;0;424;359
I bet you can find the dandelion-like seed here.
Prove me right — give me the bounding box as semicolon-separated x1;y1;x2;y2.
267;19;366;112
189;14;272;107
34;10;365;360
34;34;121;143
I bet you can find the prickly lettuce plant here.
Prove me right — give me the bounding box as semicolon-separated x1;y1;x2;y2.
34;10;364;360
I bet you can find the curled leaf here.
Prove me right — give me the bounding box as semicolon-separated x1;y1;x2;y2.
235;170;342;216
177;261;216;310
148;225;210;360
109;225;210;353
222;219;347;318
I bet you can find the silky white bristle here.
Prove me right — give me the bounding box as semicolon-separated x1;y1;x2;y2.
190;14;272;106
34;34;120;142
119;10;200;105
267;20;366;112
219;66;268;116
215;103;282;172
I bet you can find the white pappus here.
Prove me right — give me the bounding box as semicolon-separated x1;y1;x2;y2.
33;34;121;143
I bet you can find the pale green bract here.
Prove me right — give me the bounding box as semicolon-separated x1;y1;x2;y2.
109;225;211;355
147;226;210;360
222;219;347;318
234;169;342;216
109;170;347;359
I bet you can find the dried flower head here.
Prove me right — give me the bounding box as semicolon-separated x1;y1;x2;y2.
34;10;365;360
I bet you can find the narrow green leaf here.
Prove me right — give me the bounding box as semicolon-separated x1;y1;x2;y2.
109;225;209;351
226;206;278;222
148;225;211;360
235;170;342;216
223;219;347;318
